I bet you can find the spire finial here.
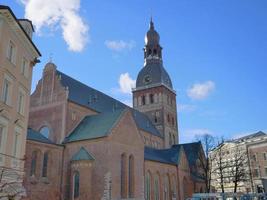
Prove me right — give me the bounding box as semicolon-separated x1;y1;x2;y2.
149;16;154;30
49;53;53;63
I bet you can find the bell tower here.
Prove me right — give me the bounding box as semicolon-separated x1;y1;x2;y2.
132;18;179;148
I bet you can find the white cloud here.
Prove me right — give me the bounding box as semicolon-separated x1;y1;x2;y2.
118;73;136;94
187;81;215;100
105;40;135;51
20;0;89;52
177;104;196;113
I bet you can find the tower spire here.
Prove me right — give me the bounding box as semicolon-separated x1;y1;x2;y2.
150;16;154;30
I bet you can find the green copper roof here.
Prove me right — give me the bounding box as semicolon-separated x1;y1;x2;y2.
56;70;162;138
71;147;95;161
27;128;55;145
64;108;126;143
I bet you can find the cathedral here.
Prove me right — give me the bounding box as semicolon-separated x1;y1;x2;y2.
23;19;205;200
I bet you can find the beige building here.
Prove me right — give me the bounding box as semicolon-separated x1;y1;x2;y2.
210;131;267;193
0;5;41;198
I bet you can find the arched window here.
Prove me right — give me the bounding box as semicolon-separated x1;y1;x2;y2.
42;152;49;177
145;172;151;200
164;175;170;200
148;49;152;55
183;177;189;199
172;135;176;145
30;151;37;176
169;133;172;146
172;176;177;199
121;153;127;198
153;49;157;55
129;155;134;198
154;174;160;200
40;126;50;138
142;95;146;105
149;94;154;104
73;171;80;198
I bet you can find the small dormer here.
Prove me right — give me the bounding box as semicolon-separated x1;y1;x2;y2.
18;19;34;39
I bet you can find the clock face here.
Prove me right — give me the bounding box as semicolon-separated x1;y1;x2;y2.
144;75;152;84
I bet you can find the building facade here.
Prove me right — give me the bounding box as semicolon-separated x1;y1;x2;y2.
210;131;267;193
0;5;41;199
22;20;205;200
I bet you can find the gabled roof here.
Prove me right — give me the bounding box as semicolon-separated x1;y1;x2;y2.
233;131;266;142
27;128;55;145
71;147;95;161
0;5;41;56
56;69;162;138
64;109;126;143
175;142;202;166
144;145;181;165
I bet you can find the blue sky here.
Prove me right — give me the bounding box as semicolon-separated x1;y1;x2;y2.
3;0;267;143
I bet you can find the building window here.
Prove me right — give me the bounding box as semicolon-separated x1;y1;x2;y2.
252;154;257;162
0;118;8;163
167;114;170;123
17;90;25;114
154;174;160;200
12;132;20;157
142;95;146;105
7;41;15;63
164;176;170;200
21;58;28;77
264;153;267;160
172;135;176;145
2;79;11;105
73;171;80;198
172;117;175;126
169;133;172;146
121;153;127;198
129;155;134;198
149;94;154;104
30;151;37;176
71;111;77;121
42;152;49;177
254;168;259;177
145;172;151;200
154;115;158;123
40;126;50;138
265;168;267;176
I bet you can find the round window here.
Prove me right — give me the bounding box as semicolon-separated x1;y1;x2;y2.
40;126;50;138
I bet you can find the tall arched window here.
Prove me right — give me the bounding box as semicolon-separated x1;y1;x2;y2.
164;175;170;200
169;133;172;146
42;152;49;177
30;151;37;176
40;126;50;138
149;94;154;104
121;153;127;198
73;171;80;198
129;155;134;198
154;174;160;200
172;176;177;199
142;95;146;105
145;172;151;200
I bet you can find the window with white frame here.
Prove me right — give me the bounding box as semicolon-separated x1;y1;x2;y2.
0;117;8;164
21;58;28;77
12;131;20;158
2;76;12;106
17;89;25;115
7;41;16;64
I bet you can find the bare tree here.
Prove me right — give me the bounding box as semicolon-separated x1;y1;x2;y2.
0;167;25;200
195;134;215;193
229;145;248;193
212;139;230;193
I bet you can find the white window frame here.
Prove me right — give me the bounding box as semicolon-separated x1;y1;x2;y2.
7;40;16;64
21;57;28;78
1;74;13;106
0;116;8;165
17;87;26;115
12;126;22;168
